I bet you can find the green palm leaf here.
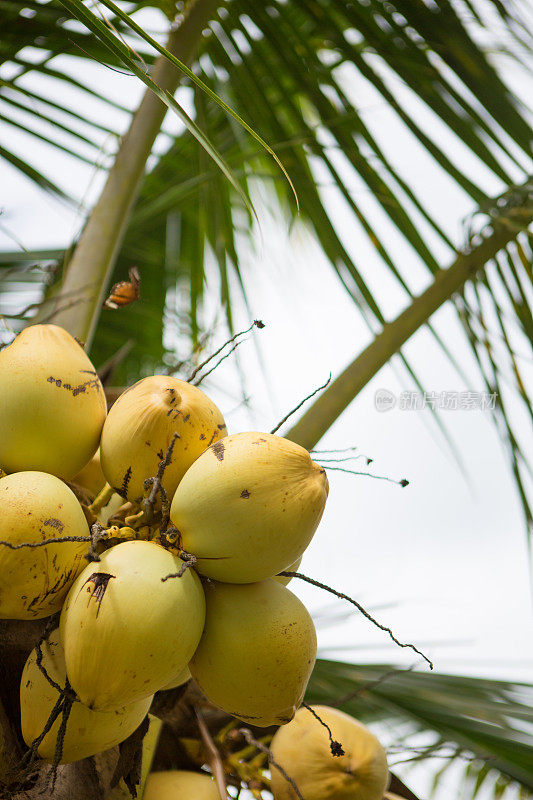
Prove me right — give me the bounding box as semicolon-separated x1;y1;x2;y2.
308;659;533;796
1;0;531;530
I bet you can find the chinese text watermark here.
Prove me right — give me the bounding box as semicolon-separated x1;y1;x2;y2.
375;389;497;412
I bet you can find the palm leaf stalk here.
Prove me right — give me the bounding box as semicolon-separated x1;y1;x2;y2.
49;0;220;346
286;184;533;451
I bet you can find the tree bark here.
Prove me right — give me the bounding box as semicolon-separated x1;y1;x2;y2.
50;0;221;348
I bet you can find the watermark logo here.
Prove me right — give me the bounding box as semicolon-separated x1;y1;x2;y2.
374;388;397;412
375;389;497;412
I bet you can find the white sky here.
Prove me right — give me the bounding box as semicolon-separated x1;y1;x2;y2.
0;3;532;798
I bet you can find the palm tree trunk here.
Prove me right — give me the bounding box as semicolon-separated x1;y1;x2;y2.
287;219;532;450
51;0;221;348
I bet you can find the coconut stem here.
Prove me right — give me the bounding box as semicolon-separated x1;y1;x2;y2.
196;708;229;800
160;551;197;581
88;484;115;514
239;729;305;800
143;433;180;526
138;715;163;799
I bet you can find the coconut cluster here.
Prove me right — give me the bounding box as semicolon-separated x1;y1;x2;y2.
0;323;329;763
0;324;388;797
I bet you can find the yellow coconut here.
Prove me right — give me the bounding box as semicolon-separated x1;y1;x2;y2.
99;375;226;503
72;449;106;497
170;432;328;583
270;705;389;800
0;324;106;479
0;472;89;619
160;665;191;691
189;580;316;727
144;770;219;800
274;556;302;586
20;630;152;763
60;540;206;710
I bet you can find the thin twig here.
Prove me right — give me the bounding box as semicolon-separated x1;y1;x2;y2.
239;729;304;800
321;465;409;487
35;617;62;693
0;284;90;322
192;338;249;387
310;446;360;454
280;572;433;669
330;665;416;707
48;680;76;792
86;522;106;562
187;320;264;383
301;703;344;756
161;552;197;581
68;38;134;75
316;455;373;464
17;693;64;774
41;297;89;324
158;483;171;531
195;708;229;800
164;330;212;376
143;432;179;523
271;374;331;435
0;536;92;549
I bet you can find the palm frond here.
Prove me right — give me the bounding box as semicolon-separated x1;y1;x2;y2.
0;0;532;518
308;659;533;796
0;0;140;186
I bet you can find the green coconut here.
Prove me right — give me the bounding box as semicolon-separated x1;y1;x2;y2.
0;471;89;619
170;432;328;583
270;705;389;800
20;630;153;763
99;375;227;503
0;324;106;479
189;580;316;727
60;540;206;710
